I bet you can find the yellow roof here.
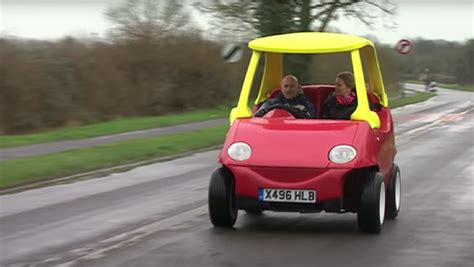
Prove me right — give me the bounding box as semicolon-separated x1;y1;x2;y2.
248;32;373;53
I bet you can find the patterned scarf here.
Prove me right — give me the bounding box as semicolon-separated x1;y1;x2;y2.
336;91;356;105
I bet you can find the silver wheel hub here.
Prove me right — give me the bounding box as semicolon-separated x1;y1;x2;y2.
379;182;385;225
395;172;401;210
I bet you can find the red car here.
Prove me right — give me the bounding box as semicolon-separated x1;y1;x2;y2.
208;32;401;233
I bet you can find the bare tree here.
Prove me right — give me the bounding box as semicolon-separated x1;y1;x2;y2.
106;0;190;42
195;0;396;40
195;0;396;83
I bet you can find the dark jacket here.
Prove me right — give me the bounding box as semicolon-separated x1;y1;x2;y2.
256;92;317;119
323;92;357;120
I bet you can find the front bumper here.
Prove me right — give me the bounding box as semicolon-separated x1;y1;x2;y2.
227;165;353;203
237;195;344;213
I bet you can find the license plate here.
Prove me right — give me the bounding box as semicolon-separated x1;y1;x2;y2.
259;188;316;203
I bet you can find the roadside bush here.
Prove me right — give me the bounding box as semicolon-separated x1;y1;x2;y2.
0;35;247;134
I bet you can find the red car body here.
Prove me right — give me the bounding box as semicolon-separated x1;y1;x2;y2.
208;33;401;233
219;85;396;213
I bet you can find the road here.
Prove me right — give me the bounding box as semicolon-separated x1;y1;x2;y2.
0;82;433;161
1;87;473;267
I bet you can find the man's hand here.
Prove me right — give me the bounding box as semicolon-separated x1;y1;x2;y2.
254;108;268;117
255;103;310;119
286;104;310;119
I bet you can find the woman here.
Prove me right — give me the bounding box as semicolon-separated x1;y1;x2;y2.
323;71;357;120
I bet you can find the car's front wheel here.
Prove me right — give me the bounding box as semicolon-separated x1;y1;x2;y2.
357;172;385;234
208;167;238;227
386;164;401;219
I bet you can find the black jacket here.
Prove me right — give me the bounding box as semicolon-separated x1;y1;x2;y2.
256;92;317;119
323;93;357;120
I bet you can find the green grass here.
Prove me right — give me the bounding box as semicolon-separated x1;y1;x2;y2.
405;80;474;92
386;90;400;98
389;92;436;109
0;125;228;189
0;106;230;148
0;91;438;190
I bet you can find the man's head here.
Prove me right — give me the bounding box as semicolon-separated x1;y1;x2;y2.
335;71;355;97
281;75;301;99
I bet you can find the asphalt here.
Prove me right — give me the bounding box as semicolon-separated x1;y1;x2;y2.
0;87;473;267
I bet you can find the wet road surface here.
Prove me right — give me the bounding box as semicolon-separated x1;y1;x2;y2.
1;88;473;267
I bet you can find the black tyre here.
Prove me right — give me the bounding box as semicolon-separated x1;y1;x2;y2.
357;172;385;234
386;164;401;219
208;167;238;227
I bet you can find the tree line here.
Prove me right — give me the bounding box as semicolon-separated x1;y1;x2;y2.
0;34;404;134
0;36;247;134
0;0;402;134
395;38;473;84
5;0;469;135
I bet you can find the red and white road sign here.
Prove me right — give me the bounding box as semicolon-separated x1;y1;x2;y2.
395;39;412;54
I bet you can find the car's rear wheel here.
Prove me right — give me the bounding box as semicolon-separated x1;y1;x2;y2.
386;164;401;219
208;167;238;227
357;172;385;234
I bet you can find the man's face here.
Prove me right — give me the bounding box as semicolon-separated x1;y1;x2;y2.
281;77;299;99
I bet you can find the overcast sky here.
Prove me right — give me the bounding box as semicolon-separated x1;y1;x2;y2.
0;0;472;44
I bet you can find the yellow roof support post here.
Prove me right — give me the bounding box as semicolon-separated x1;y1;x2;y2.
230;51;261;125
234;32;389;127
255;53;283;105
361;46;388;107
351;49;381;129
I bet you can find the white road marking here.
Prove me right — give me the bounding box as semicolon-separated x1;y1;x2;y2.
47;108;472;265
47;205;208;267
397;107;472;140
6;97;473;266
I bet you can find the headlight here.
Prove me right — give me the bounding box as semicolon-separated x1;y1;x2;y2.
227;142;252;161
329;145;357;164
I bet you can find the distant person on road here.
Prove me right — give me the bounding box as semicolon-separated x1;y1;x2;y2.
255;75;316;119
428;80;437;92
425;79;430;91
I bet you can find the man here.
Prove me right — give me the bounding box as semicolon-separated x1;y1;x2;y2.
255;75;316;119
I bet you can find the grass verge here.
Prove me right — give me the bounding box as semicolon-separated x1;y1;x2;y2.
389;91;437;109
0;106;230;148
0;125;228;189
0;91;437;190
